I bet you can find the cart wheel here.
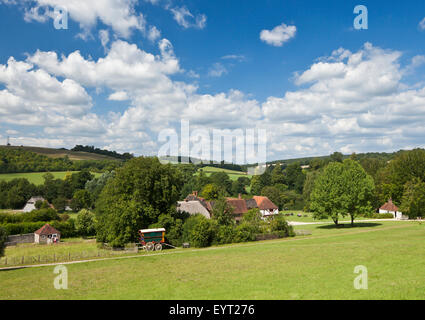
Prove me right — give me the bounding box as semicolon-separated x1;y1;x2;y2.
146;242;155;251
155;243;163;251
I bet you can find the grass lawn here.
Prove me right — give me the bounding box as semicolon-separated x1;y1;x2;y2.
1;221;424;300
281;211;374;223
197;166;253;181
0;171;102;185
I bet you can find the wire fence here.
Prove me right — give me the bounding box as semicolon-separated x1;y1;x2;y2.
0;247;139;267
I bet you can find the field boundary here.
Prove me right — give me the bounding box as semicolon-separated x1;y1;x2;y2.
0;223;415;271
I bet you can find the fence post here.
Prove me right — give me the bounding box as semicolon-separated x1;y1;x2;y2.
21;256;24;265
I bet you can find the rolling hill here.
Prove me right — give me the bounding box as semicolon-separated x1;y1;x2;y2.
0;146;120;161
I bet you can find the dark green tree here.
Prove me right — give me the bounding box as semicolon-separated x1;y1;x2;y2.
0;226;7;258
95;157;183;247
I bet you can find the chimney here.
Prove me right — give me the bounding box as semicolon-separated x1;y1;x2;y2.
238;193;242;199
193;191;198;197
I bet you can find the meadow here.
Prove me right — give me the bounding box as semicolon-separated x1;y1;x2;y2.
198;166;252;181
0;171;102;185
1;220;424;300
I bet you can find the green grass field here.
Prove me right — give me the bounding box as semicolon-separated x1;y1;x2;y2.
0;171;102;185
0;172;77;185
1;221;424;300
198;166;252;181
281;211;376;223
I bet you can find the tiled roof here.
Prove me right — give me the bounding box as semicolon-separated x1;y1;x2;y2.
253;196;278;210
34;224;61;236
226;199;248;215
246;199;258;210
380;199;399;212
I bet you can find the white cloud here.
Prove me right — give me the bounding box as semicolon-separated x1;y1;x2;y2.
108;91;129;101
147;26;161;42
221;55;246;62
419;17;425;30
7;0;146;38
3;39;425;159
170;6;206;29
208;63;227;78
260;22;296;47
99;29;110;51
261;43;425;158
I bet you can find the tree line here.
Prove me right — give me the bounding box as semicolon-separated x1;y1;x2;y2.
71;145;134;160
0;148;122;173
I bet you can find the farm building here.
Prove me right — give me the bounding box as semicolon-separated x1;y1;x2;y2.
34;224;61;244
253;196;279;217
179;192;279;222
177;200;211;219
379;199;406;220
23;196;46;213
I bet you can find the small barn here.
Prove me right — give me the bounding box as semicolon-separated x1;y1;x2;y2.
253;196;279;218
379;199;405;220
23;196;46;213
34;224;61;244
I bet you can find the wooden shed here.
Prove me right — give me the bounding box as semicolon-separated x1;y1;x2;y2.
34;224;61;244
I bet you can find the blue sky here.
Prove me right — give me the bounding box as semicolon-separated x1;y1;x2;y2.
0;0;425;162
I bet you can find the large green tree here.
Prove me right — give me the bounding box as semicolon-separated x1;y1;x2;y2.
75;209;96;237
310;159;375;225
211;197;235;226
95;157;183;247
384;149;425;204
400;178;425;219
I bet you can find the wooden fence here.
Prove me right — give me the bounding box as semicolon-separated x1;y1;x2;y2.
0;247;139;267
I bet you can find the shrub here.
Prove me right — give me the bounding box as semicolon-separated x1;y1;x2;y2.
1;221;46;235
190;218;215;248
35;200;50;210
52;197;67;213
370;213;395;219
22;208;60;222
51;220;77;238
0;212;23;224
182;215;215;248
1;220;77;238
213;225;235;245
75;209;96;237
269;214;295;238
233;222;258;243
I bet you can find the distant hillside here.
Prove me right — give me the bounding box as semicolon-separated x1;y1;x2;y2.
266;151;401;167
71;145;133;160
0;146;120;161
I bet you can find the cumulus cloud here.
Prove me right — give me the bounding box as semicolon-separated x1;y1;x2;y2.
260;22;296;47
170;6;206;29
208;63;227;78
2;38;425;159
5;0;146;38
262;43;425;158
